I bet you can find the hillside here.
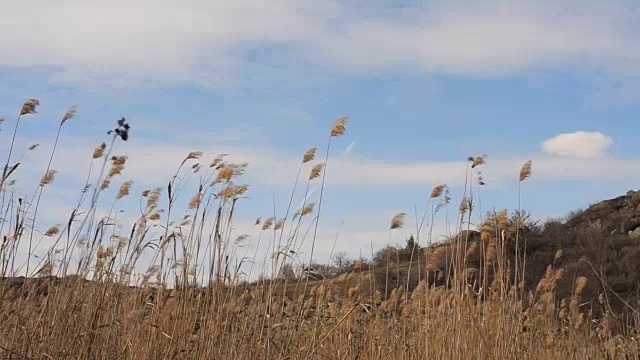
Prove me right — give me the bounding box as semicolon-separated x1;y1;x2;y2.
4;190;640;312
250;189;640;329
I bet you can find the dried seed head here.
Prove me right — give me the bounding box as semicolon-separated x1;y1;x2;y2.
180;214;191;226
442;188;451;205
216;166;233;183
459;196;470;214
309;163;324;180
186;151;203;160
97;245;114;259
331;116;348;137
262;217;274;230
235;184;249;197
430;184;447;199
470;155;486;168
141;189;150;197
390;212;406;230
101;178;111;190
111;155;128;166
20;98;40;115
235;234;250;244
274;218;285;230
112;235;128;250
477;172;486;186
574;276;588;296
188;193;201;209
146;187;162;209
209;153;228;168
61;105;78;125
108;164;125;177
214;162;247;184
28;144;40;151
93;142;106;159
519;160;533;182
302;147;317;163
301;203;315;217
484;241;497;264
44;226;60;236
218;184;237;199
116;180;133;200
148;212;161;221
40;169;57;186
495;209;509;229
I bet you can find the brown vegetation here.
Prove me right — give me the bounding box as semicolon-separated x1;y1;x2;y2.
0;99;638;359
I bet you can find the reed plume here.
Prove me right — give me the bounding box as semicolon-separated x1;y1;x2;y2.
116;180;133;200
44;226;60;236
309;163;324;180
262;217;274;230
274;218;285;230
390;212;407;229
20;98;40;115
430;184;446;198
61;105;78;125
39;169;57;186
188;193;201;209
330;116;348;137
470;155;486;168
186;151;203;160
300;203;315;216
519;160;533;182
93;142;106;159
303;147;317;163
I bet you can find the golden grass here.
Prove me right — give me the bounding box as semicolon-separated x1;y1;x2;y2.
0;100;638;360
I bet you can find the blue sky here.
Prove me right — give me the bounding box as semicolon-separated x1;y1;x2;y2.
1;0;639;280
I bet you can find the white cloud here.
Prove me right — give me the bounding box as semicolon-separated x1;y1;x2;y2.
541;131;613;158
0;1;638;88
7;129;639;198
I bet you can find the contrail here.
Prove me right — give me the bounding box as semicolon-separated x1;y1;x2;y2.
344;140;357;157
297;186;319;209
379;97;395;112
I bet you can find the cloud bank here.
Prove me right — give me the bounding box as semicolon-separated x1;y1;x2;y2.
0;1;638;88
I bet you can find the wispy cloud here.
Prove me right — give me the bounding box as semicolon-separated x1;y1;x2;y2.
8;125;640;200
1;1;638;91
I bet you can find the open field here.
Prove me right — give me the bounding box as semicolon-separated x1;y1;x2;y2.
0;99;639;359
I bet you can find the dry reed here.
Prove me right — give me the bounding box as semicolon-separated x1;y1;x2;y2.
0;100;636;360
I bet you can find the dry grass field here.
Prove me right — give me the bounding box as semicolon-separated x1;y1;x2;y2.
0;99;639;359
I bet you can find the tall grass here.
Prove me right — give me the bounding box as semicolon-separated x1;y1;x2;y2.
0;99;638;359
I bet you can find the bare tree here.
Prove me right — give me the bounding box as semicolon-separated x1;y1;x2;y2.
332;251;351;274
